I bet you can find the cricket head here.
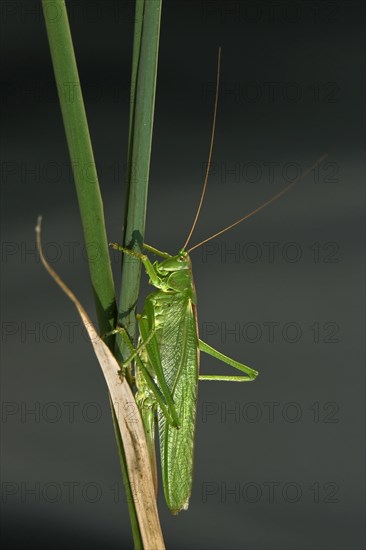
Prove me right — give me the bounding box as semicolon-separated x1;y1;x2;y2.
156;249;191;274
155;250;196;302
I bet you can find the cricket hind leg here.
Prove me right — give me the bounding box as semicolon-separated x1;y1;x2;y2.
198;339;259;382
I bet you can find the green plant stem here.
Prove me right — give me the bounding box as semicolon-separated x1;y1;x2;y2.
41;1;142;547
115;0;162;367
115;2;163;546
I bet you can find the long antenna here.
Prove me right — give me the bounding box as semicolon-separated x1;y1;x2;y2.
187;154;327;253
182;47;222;251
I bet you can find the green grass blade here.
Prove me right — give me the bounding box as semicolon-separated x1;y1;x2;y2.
127;0;144;159
115;0;162;366
41;0;116;344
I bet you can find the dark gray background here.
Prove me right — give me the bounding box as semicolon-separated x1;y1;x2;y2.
1;1;365;548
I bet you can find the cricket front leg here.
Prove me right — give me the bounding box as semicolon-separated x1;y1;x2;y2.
109;243;163;287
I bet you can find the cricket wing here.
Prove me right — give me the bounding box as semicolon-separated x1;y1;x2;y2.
156;294;199;514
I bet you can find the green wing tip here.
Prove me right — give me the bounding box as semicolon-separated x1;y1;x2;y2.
170;499;189;515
